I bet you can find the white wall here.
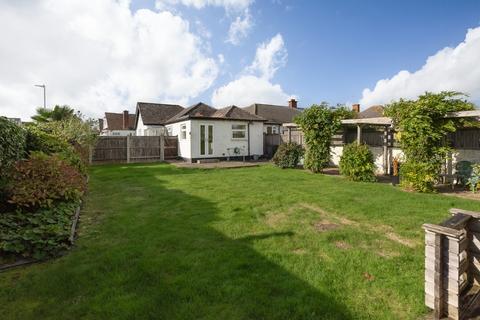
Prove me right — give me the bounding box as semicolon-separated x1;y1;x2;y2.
166;121;192;159
331;145;480;175
136;113;164;136
168;120;263;160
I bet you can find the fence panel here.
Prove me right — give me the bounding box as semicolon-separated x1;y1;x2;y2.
92;135;178;163
92;136;127;162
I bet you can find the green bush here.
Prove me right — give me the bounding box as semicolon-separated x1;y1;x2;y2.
8;152;86;209
272;143;304;168
25;126;87;175
339;143;376;182
0;201;79;259
399;160;437;193
0;117;26;180
467;164;480;193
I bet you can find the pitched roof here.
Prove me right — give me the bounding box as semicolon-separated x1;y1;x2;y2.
136;102;184;126
104;112;136;130
243;103;301;124
166;102;265;123
357;105;384;119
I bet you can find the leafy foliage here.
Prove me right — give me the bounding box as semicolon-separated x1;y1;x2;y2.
0;201;79;259
468;164;480;193
0;117;26;180
272;143;304;168
8;153;86;209
25;126;87;174
32;105;75;123
0;118;26;208
339;143;376;182
295;103;352;173
385;92;475;192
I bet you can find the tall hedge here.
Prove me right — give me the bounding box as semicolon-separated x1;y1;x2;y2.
295;103;352;173
0;117;26;180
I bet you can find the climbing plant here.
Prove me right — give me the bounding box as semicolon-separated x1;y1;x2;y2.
384;91;475;192
295;103;352;173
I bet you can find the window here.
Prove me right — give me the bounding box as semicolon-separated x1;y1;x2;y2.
166;127;173;136
232;124;246;139
180;124;187;140
272;126;279;134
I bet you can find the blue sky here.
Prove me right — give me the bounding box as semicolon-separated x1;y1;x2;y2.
136;0;480;108
1;0;480;119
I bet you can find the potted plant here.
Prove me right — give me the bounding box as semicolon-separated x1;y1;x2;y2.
392;156;400;186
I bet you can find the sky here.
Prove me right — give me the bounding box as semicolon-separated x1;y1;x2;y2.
1;0;480;121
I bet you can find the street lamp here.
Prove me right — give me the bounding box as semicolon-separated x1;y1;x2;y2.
34;84;46;108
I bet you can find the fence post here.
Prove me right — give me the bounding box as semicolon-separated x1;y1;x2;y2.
126;135;131;163
160;132;164;161
88;146;93;165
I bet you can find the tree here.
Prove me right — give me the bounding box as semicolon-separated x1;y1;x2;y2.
295;103;352;173
32;105;75;122
384;91;475;192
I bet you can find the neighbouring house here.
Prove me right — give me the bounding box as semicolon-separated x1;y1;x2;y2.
243;99;302;134
165;102;265;162
135;102;184;136
100;111;136;136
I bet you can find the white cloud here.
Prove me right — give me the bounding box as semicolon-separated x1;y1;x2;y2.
247;33;286;79
360;26;480;106
157;0;254;46
226;9;253;45
156;0;253;12
0;0;219;120
211;75;289;107
211;33;293;107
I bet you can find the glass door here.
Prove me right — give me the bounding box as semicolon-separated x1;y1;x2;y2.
200;124;213;156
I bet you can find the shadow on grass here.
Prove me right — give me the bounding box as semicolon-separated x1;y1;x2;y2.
0;164;353;319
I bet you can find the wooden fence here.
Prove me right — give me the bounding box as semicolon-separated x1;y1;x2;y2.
423;208;480;319
90;135;178;164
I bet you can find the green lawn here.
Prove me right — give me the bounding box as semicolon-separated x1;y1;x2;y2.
1;163;480;319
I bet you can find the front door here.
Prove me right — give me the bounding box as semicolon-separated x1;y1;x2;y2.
200;124;213;156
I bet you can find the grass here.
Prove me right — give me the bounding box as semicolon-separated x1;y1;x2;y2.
1;163;480;319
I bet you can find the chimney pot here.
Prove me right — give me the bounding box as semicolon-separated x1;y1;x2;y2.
123;110;129;129
352;104;360;113
288;99;297;109
98;118;104;131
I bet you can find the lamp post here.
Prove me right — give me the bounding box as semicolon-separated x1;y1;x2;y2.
34;84;46;108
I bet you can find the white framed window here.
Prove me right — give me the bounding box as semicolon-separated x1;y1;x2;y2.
166;127;173;136
232;124;246;139
272;126;279;134
180;124;187;140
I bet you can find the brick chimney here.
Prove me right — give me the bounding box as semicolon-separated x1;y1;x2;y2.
123;110;129;129
288;98;297;109
352;104;360;113
98;118;104;131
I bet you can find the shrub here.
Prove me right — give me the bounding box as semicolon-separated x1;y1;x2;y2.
272;143;304;168
339;143;376;182
8;153;86;209
0;201;79;259
468;164;480;193
399;161;437;193
0;117;26;179
25;126;87;175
